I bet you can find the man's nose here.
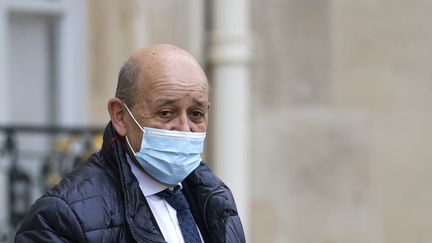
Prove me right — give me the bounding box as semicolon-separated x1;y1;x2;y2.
172;112;191;132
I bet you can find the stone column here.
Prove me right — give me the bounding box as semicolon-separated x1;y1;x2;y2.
0;2;10;238
208;0;253;238
0;1;8;124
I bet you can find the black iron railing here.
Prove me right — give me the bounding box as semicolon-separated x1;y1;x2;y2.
0;124;104;242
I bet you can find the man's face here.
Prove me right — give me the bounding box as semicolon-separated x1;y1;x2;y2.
125;52;210;152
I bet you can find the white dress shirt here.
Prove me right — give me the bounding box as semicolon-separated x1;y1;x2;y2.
127;155;203;243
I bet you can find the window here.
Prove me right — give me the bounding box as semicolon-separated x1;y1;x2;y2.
0;0;86;240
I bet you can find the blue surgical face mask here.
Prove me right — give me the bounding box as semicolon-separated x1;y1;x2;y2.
123;104;206;185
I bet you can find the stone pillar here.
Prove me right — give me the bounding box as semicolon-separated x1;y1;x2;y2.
0;2;10;239
56;0;87;126
208;0;253;238
0;1;8;124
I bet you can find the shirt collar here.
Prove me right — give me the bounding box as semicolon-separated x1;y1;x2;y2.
126;154;181;196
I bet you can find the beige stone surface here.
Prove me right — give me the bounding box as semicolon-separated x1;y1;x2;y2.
251;0;432;242
332;0;432;242
251;109;381;243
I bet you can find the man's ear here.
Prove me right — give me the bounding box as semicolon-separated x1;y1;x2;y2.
107;98;128;136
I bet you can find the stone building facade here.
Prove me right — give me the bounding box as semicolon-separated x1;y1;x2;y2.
1;0;430;242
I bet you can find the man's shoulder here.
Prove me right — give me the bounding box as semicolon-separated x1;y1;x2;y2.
16;152;127;240
45;152;120;204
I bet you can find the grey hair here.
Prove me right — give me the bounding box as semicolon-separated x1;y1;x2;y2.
115;56;142;107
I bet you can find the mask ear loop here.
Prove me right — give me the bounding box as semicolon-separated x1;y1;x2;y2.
125;136;136;154
123;103;145;154
123;103;145;133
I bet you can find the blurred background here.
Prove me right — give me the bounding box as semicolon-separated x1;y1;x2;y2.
0;0;432;242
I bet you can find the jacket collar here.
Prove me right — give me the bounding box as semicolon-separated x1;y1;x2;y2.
100;122;166;242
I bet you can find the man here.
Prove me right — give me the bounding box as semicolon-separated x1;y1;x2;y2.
15;44;245;242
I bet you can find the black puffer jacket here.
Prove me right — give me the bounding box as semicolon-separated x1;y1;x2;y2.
15;123;245;242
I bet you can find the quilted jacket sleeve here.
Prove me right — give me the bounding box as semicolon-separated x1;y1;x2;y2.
15;196;86;243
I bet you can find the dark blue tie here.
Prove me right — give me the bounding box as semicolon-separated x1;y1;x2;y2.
157;186;201;243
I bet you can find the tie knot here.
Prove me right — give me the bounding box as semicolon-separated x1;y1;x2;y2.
156;186;190;211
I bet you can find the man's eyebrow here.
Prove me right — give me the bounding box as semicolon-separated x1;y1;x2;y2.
154;98;209;107
193;99;209;107
155;98;178;106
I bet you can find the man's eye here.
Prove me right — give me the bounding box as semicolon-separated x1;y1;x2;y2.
159;110;173;118
190;111;204;119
